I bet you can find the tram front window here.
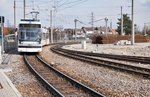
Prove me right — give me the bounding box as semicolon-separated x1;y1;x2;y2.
19;28;41;42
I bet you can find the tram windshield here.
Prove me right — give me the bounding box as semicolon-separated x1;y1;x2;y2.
19;24;41;42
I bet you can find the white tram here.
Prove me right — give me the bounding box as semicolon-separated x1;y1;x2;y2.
41;27;49;46
17;19;42;52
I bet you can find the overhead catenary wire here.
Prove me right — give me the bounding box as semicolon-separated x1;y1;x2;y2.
59;0;88;10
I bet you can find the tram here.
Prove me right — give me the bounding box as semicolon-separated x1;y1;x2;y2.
17;19;42;52
41;27;49;46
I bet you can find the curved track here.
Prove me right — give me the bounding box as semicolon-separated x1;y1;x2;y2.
60;46;150;64
51;46;150;78
24;54;105;97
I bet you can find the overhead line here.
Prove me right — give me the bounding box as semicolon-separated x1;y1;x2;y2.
60;0;88;10
58;0;69;7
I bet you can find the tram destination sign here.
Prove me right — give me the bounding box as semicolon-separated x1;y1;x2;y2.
0;16;4;23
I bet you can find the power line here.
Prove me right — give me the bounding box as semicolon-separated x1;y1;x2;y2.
57;0;88;11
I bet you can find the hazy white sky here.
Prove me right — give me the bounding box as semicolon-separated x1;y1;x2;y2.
0;0;150;30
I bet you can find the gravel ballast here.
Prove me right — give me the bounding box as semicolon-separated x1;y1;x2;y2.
40;44;150;97
1;42;150;97
4;53;52;97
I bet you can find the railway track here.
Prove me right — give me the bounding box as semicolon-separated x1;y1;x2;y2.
61;46;150;64
24;54;105;97
51;46;150;78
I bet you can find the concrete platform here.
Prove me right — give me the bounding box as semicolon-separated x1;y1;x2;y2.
0;45;21;97
0;70;22;97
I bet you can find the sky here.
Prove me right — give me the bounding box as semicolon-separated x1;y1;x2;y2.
0;0;150;31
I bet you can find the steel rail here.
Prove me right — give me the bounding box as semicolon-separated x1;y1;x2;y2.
51;46;150;78
24;54;105;97
24;54;65;97
36;55;105;97
60;47;150;64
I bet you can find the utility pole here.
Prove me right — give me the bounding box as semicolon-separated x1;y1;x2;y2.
91;12;94;32
144;23;146;36
50;10;53;43
74;19;77;41
14;0;16;28
131;0;135;45
0;16;4;61
74;19;86;41
105;18;108;34
110;20;112;30
105;17;108;43
23;0;26;19
121;6;124;35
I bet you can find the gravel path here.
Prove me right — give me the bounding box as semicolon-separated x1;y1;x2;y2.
3;52;52;97
40;45;150;97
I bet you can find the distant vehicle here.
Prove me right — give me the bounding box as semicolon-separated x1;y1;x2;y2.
17;19;49;53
